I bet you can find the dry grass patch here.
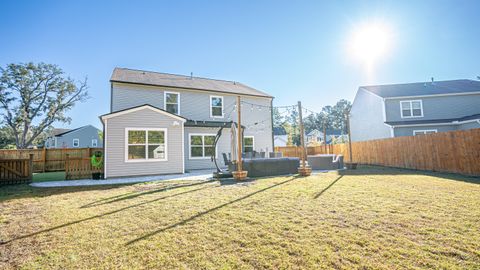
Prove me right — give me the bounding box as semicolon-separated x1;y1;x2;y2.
1;166;479;269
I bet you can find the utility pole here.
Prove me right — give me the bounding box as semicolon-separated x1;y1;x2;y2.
233;96;247;180
297;101;311;176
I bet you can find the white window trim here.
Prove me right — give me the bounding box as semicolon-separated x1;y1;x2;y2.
244;136;255;152
73;138;80;148
413;129;437;136
188;133;217;160
210;95;224;118
124;128;168;163
92;139;98;147
164;91;180;115
400;100;424;118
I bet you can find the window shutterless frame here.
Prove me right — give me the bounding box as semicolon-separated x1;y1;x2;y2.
92;139;98;147
413;129;437;135
400;100;424;118
124;128;168;162
209;95;224;118
73;138;80;147
188;133;217;159
164;91;180;115
244;136;254;152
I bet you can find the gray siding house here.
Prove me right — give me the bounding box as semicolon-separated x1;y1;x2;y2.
45;125;103;148
100;68;274;178
350;79;480;142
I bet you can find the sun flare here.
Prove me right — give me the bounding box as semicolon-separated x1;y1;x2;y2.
349;22;392;65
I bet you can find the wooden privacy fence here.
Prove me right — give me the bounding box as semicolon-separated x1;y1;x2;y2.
0;148;103;173
65;154;103;180
0;154;33;185
275;128;480;176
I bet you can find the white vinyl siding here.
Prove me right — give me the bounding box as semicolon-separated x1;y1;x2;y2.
210;95;224;118
400;100;423;118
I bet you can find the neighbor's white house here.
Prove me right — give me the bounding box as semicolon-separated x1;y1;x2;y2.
100;68;274;178
350;79;480;142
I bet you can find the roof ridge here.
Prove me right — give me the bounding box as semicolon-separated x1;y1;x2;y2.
115;67;240;84
360;79;472;89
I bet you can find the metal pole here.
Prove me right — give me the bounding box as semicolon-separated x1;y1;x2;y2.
298;101;306;168
237;96;242;172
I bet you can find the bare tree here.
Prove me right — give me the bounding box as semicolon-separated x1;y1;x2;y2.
0;63;88;149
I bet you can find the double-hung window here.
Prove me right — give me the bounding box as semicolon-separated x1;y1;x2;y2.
244;136;254;153
165;92;180;114
210;96;224;118
73;139;80;147
126;128;167;161
413;130;437;136
400;100;423;118
190;134;216;159
92;139;98;147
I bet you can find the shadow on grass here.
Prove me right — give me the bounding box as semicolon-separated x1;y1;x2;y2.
313;175;343;199
125;176;300;246
0;184;214;245
81;180;217;208
341;165;480;185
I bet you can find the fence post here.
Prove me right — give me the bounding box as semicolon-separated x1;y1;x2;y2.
42;147;47;172
29;154;34;181
65;154;69;180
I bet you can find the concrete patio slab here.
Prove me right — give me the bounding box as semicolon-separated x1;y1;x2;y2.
31;170;214;188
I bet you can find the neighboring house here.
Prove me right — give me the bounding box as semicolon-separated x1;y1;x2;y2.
100;68;274;178
350;79;480;142
306;129;347;145
273;126;288;147
45;125;103;148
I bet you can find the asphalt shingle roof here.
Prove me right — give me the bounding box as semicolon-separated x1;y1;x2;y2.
111;68;273;98
361;79;480;98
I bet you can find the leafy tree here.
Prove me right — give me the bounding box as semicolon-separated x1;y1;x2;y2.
272;107;284;127
331;99;352;133
0;63;88;149
0;126;16;149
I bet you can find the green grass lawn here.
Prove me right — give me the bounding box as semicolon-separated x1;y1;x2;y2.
32;171;66;182
1;166;479;269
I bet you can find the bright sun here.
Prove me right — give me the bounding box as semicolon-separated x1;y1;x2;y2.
349;22;392;65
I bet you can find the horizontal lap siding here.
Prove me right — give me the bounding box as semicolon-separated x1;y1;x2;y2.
106;108;183;178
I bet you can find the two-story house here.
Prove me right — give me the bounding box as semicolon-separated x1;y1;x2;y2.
100;68;274;178
45;125;102;149
350;79;480;142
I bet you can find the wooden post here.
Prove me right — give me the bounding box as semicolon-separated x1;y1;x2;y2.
42;147;47;172
345;111;355;169
297;101;311;176
233;96;248;180
28;154;34;181
65;154;69;180
323;125;327;154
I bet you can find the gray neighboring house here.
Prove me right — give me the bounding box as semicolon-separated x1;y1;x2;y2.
100;68;274;178
45;125;103;148
350;79;480;142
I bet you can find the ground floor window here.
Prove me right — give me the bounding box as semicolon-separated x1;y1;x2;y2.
413;129;437;136
126;128;167;161
244;136;254;152
190;134;216;159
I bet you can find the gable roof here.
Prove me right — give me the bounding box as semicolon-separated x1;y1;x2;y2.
55;125;100;137
100;104;187;123
361;79;480;98
110;67;273;98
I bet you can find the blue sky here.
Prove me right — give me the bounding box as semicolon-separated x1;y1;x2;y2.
1;0;479;129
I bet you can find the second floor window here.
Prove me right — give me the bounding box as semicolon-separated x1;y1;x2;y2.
92;139;98;147
165;92;180;114
73;139;79;147
400;100;423;118
210;96;224;118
